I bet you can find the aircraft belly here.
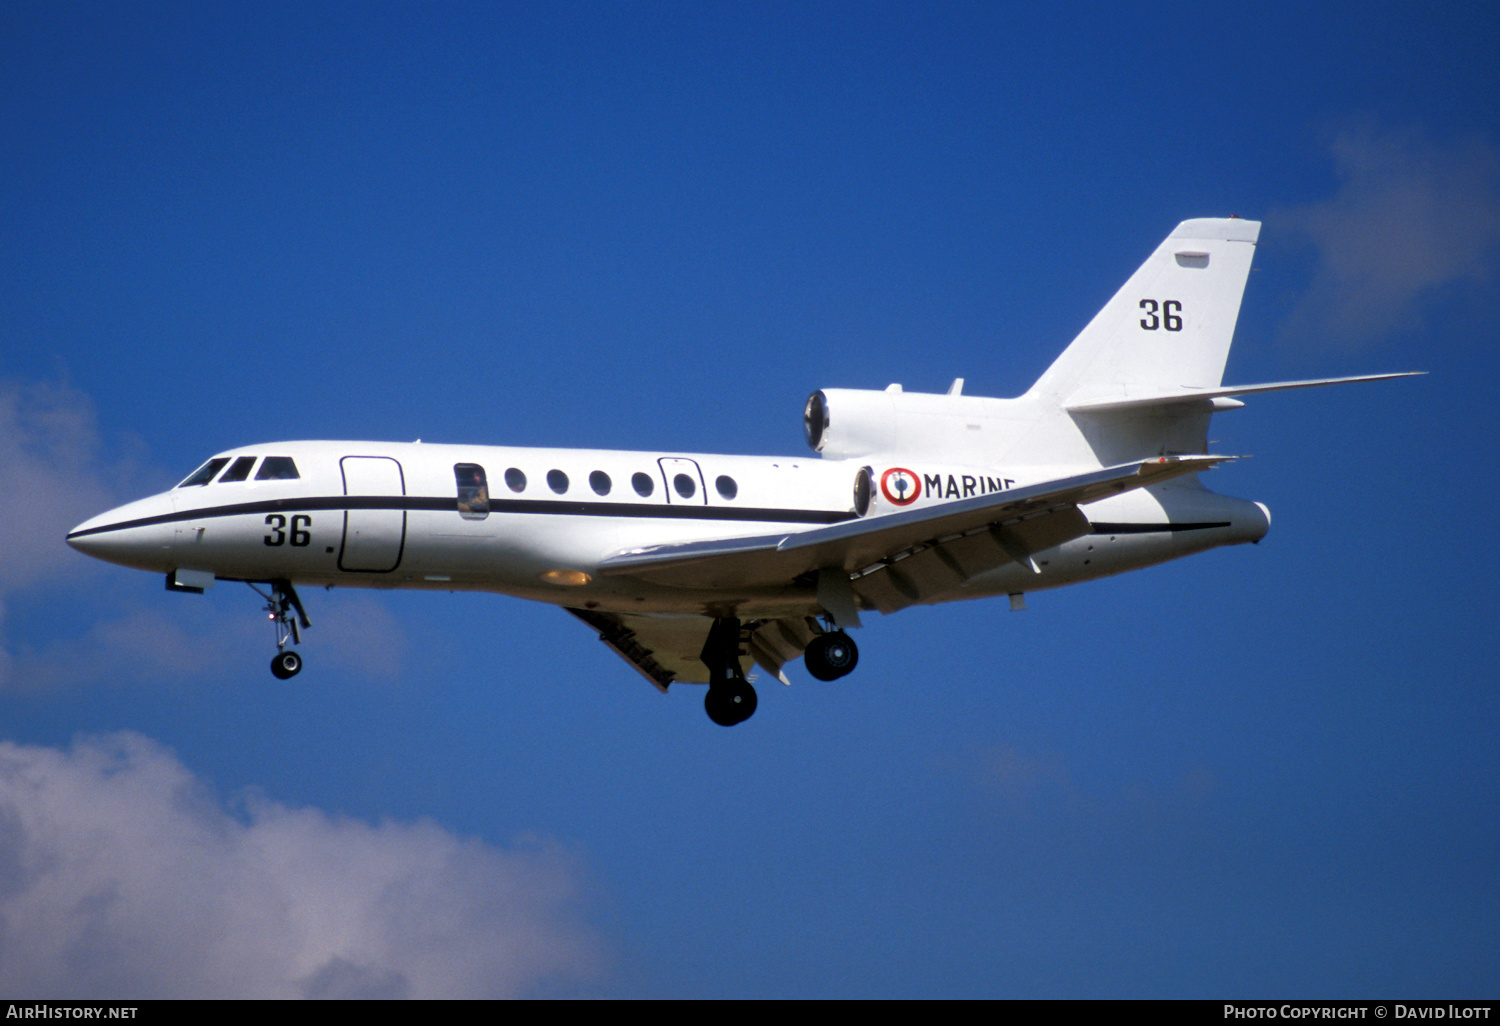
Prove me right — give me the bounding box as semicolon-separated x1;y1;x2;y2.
400;510;624;588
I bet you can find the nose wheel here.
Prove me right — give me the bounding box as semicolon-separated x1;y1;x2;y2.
249;580;311;680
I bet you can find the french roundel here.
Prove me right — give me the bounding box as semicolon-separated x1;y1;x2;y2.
880;467;921;506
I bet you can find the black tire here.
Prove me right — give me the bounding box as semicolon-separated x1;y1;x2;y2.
804;632;859;681
271;650;302;680
704;680;757;726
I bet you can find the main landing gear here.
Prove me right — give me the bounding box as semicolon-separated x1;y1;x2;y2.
701;617;757;727
804;629;859;681
698;617;862;725
249;580;311;679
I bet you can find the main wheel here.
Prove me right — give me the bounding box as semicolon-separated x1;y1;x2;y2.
271;650;303;679
804;632;859;681
704;680;757;726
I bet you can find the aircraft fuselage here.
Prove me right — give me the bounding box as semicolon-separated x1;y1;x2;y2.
68;439;1268;620
65;218;1412;725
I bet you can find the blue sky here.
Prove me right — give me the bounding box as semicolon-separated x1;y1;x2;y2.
2;0;1497;998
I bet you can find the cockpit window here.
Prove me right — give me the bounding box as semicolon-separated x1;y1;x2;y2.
218;456;258;483
455;463;489;520
255;457;300;481
178;458;230;488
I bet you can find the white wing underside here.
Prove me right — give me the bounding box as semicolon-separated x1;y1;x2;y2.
567;608;820;688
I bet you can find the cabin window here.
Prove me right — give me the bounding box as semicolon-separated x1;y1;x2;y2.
455;463;489;520
589;470;612;495
715;475;737;500
505;467;526;492
674;473;696;499
178;458;230;488
255;457;300;481
218;456;258;483
632;472;654;497
547;469;569;494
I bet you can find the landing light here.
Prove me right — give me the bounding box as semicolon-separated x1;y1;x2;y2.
539;569;592;587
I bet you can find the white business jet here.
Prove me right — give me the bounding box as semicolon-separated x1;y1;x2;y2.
68;218;1416;725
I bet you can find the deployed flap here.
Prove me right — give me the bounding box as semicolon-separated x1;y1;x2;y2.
598;455;1227;592
850;506;1092;613
568;608;686;691
745;616;820;685
566;609;817;689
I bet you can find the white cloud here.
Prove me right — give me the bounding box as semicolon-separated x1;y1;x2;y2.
0;732;605;997
1270;123;1500;348
0;380;116;591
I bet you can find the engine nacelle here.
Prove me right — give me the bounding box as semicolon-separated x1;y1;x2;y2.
804;387;1018;461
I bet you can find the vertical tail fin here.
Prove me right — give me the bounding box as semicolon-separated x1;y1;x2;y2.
1026;218;1260;408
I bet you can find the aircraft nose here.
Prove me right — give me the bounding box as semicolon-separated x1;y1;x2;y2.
65;519;119;559
67;498;176;572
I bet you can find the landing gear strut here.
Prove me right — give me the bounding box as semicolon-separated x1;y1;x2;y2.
249;580;310;679
700;616;757;726
804;628;859;681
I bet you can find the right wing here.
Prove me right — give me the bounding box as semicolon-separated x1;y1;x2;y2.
600;455;1228;586
599;455;1229;609
576;455;1227;688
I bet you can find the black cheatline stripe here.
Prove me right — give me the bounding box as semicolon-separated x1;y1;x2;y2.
67;495;857;540
1088;521;1232;534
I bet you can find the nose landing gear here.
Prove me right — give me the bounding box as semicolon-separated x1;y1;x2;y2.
271;649;303;679
250;580;311;679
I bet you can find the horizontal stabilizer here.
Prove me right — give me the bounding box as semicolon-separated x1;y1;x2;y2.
1065;372;1424;412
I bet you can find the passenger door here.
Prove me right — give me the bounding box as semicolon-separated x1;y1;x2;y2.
339;456;405;572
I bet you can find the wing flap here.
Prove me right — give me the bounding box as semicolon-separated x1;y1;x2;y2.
567;608;817;690
850;505;1093;612
746;617;820;685
567;608;691;690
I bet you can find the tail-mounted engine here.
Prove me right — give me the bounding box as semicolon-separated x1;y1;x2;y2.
804;386;1012;462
